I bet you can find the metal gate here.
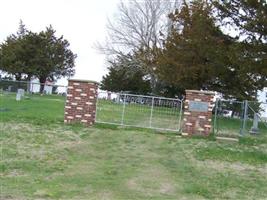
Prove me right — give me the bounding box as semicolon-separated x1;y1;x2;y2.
96;91;183;132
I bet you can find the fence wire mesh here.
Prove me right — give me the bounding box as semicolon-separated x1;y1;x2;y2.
244;101;267;135
214;99;244;137
96;91;183;131
214;99;267;137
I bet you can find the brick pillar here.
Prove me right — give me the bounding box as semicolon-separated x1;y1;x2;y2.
182;90;215;136
64;79;98;126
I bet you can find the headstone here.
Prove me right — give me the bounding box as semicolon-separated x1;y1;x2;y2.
250;113;259;134
17;89;25;97
16;92;21;101
107;91;111;100
7;86;12;92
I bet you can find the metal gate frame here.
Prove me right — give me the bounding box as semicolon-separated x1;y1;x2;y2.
95;92;183;132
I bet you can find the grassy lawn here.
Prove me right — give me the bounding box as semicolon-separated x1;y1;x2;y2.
0;93;65;124
1;93;267;199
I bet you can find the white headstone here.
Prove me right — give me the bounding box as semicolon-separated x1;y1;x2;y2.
17;89;25;97
250;113;259;134
16;93;21;101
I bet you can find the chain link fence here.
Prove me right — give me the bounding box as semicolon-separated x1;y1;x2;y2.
244;101;267;135
96;91;183;132
214;99;267;137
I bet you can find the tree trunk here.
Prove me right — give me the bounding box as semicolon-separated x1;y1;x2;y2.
39;76;47;94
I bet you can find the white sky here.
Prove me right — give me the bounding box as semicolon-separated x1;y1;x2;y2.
0;0;120;85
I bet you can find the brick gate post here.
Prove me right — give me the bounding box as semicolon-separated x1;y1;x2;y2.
182;90;215;136
64;79;98;126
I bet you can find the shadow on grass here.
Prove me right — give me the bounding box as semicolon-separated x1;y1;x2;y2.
94;122;181;136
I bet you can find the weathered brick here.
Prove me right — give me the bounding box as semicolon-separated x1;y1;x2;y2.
182;90;214;136
64;79;98;126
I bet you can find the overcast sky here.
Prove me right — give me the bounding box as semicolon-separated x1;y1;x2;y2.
0;0;120;85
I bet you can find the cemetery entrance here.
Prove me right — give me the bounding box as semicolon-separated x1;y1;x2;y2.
96;92;183;132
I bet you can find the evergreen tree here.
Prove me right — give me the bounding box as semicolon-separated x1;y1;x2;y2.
156;0;261;100
31;26;76;92
214;0;267;91
101;55;151;94
0;22;76;92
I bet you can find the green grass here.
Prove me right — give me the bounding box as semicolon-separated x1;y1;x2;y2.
1;94;267;199
195;145;267;165
0;93;65;124
215;116;267;137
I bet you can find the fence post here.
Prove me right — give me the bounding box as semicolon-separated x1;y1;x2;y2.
213;98;219;134
121;94;126;126
178;100;183;132
240;100;248;136
149;97;154;128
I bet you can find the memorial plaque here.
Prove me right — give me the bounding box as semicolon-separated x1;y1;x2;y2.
189;101;209;112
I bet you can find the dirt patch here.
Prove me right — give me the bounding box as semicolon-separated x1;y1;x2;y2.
126;166;177;196
159;182;175;194
2;169;27;178
194;159;267;176
95;190;113;200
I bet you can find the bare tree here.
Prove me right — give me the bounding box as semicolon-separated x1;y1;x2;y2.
98;0;180;56
97;0;180;93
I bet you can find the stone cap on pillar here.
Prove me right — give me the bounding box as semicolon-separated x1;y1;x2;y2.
185;90;215;95
68;79;99;85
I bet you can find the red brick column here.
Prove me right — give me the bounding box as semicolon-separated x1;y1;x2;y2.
182;90;215;136
64;79;98;126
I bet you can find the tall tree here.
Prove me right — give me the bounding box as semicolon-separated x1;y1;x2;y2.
100;0;179;55
98;0;180;93
214;0;267;90
31;26;76;92
0;21;33;81
0;22;76;92
214;0;267;42
156;0;259;100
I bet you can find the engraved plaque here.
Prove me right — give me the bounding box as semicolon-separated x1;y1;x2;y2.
189;101;209;112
